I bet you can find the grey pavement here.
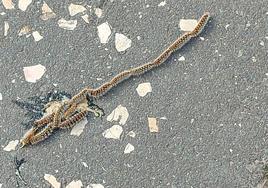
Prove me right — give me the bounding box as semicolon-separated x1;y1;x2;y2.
0;0;268;187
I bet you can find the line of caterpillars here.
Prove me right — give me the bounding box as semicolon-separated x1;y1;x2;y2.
20;12;211;147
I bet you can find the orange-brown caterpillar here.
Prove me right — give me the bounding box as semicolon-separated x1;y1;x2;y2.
58;110;88;129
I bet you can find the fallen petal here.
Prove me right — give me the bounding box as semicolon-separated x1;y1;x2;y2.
148;117;159;133
81;14;90;23
66;180;83;188
178;56;185;61
2;0;15;9
106;105;129;125
102;125;123;139
136;82;152;97
4;21;9;36
40;2;56;21
68;3;86;16
18;0;32;11
32;31;43;42
158;1;166;6
58;18;77;30
18;25;32;36
179;19;198;31
97;22;111;44
70;118;88;136
81;162;88;168
94;8;102;18
0;93;2;100
3;140;19;151
87;184;104;188
115;33;132;52
44;174;61;188
124;143;134;154
23;64;46;83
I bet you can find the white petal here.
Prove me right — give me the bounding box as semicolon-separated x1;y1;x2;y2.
148;117;159;133
115;33;132;52
66;180;83;188
102;125;123;139
3;140;19;151
87;184;104;188
94;8;102;18
32;31;43;42
81;162;88;168
70;118;88;136
124;143;134;154
136;82;152;97
81;14;90;23
18;0;32;11
0;93;2;100
106;105;129;125
68;3;86;16
23;64;46;83
44;174;61;188
178;56;185;61
58;18;77;30
158;1;166;6
4;21;9;36
2;0;15;9
40;2;56;20
97;22;111;44
179;19;198;31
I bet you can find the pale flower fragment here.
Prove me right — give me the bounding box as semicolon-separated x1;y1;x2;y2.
158;1;166;6
97;22;111;44
106;105;129;125
70;118;88;136
94;8;102;18
3;140;19;151
115;33;132;52
0;183;2;188
178;56;185;61
81;162;88;168
58;18;77;30
179;19;198;31
44;174;61;188
81;14;89;23
40;2;56;20
4;21;9;36
148;117;159;133
2;0;15;9
124;143;134;154
68;3;86;16
32;31;43;42
136;82;152;97
102;125;123;139
18;25;32;36
87;184;104;188
18;0;32;11
66;180;83;188
23;64;46;83
0;93;2;100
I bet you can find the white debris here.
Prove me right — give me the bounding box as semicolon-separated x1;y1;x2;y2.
252;56;257;62
18;25;32;36
107;105;129;125
58;18;77;30
97;22;112;44
32;31;43;42
2;0;15;9
160;116;167;120
87;184;104;188
70;118;88;136
18;0;32;11
115;33;132;52
44;174;61;188
225;24;230;30
178;56;185;61
199;37;205;41
68;3;86;16
238;50;243;57
4;21;9;36
148;117;159;133
23;64;46;83
127;131;136;138
0;12;6;15
0;183;2;188
94;8;102;18
40;2;56;20
0;93;2;100
260;41;264;46
179;19;198;31
66;180;83;188
3;140;19;151
81;14;90;23
158;1;166;6
102;125;123;139
124;143;134;154
136;82;152;97
81;162;88;168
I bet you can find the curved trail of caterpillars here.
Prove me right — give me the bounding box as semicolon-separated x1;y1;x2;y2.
21;12;211;146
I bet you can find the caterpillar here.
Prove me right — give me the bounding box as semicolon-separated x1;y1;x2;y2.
58;110;88;129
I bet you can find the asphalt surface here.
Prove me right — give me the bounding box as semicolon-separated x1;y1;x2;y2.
0;0;268;187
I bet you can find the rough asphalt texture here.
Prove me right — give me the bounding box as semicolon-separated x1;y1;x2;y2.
0;0;268;187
